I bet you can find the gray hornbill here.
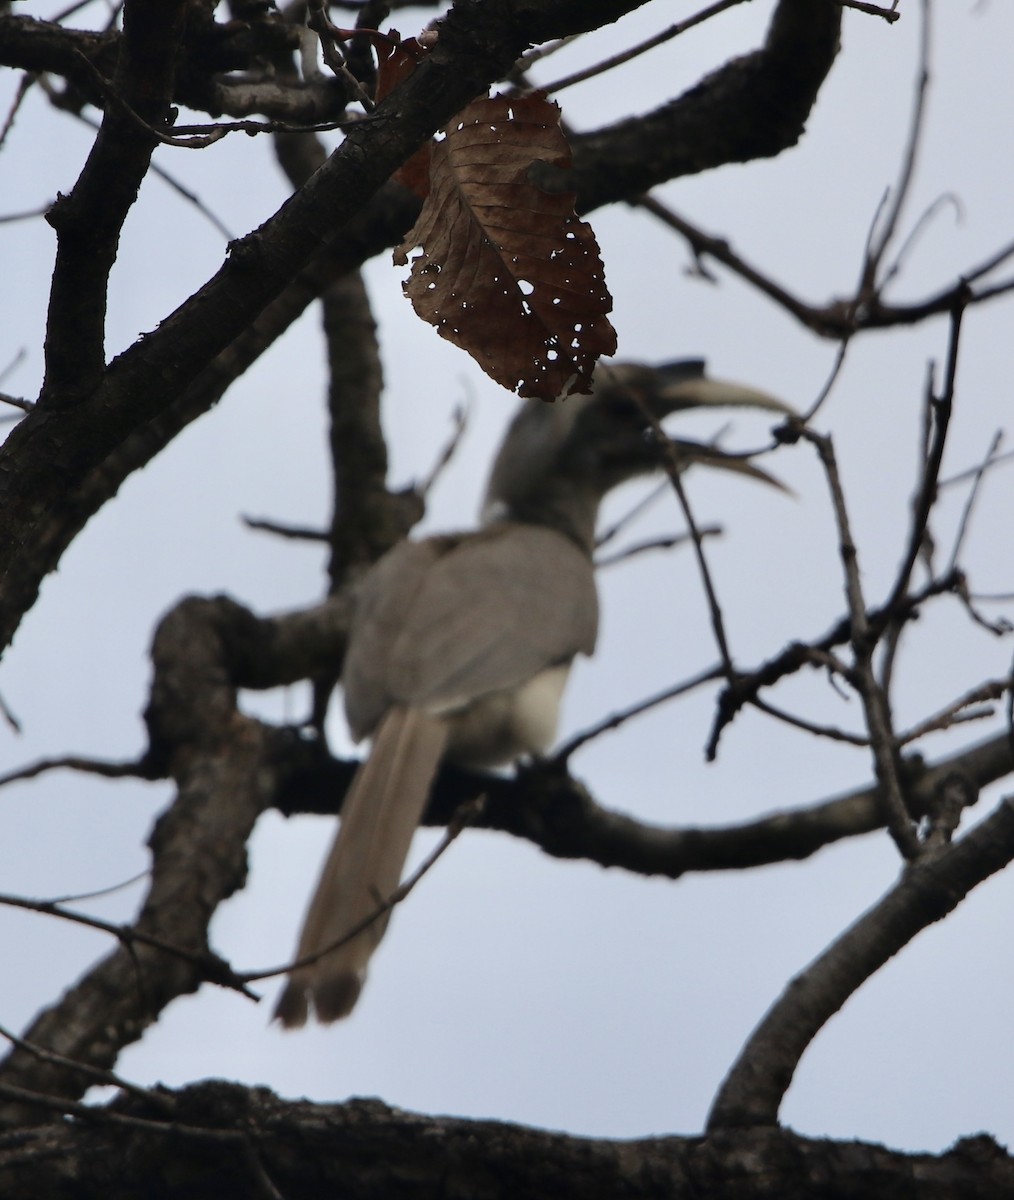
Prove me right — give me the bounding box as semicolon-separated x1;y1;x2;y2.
275;359;786;1026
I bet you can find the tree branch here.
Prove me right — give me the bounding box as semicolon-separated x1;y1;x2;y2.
1;1082;1012;1199
39;0;189;405
708;794;1014;1131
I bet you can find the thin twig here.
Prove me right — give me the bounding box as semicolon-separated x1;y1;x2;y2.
665;453;735;677
538;0;749;95
860;0;932;292
595;480;669;550
241;517;329;542
0;893;256;999
555;665;724;762
801;337;851;424
0;348;26;387
879;193;962;293
0;754;151;789
884;293;967;616
801;427;921;860
0;71;36;150
954;575;1014;637
940;443;1014;490
635;402;737;681
636;194;838;335
706;570;964;758
897;678;1012;745
56;109;236;239
68;48;370;149
51;0;108;22
839;0;902;20
636;193;1014;340
749;695;869;746
245;795;485;983
0;689;21;733
946;430;1003;575
49;870;151;907
0;1022;176;1114
305;0;377;111
595;526;721;569
0;391;33;413
419;403;469;497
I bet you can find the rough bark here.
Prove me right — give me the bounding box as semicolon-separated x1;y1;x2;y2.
0;1084;1011;1200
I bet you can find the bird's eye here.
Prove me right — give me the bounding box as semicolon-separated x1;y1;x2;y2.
601;393;641;422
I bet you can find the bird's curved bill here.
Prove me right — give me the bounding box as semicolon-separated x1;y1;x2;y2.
669;438;790;492
658;375;794;416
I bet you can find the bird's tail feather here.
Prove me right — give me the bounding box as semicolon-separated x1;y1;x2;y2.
274;706;448;1026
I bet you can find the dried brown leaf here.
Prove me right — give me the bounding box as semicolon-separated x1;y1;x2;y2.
394;93;617;399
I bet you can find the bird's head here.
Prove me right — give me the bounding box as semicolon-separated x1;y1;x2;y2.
483;359;790;548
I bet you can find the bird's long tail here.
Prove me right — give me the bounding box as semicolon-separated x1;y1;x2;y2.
274;706;449;1026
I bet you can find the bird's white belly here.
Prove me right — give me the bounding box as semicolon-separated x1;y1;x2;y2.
442;663;571;768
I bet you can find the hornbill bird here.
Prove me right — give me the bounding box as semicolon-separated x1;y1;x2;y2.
275;359;787;1026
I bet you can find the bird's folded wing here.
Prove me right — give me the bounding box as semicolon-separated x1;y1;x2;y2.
344;522;598;737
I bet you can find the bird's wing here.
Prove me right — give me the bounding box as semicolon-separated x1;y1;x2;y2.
343;523;598;737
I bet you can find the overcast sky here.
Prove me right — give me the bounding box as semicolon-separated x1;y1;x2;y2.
2;0;1014;1153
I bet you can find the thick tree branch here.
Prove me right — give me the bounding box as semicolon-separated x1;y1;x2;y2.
425;728;1014;872
39;0;189;405
0;594;350;1121
1;1082;1013;1200
0;17;118;104
569;0;842;212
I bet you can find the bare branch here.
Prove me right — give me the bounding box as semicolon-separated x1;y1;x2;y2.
0;1022;176;1115
859;0;932;293
839;0;902;20
0;891;254;999
538;0;750;95
40;0;190;406
418;404;470;500
801;426;921;859
637;196;1014;339
0;754;152;789
555;664;723;761
632;392;737;680
594;526;721;568
707;571;964;757
883;299;965;617
241;517;329;543
898;677;1013;745
946;430;1004;575
708;793;1014;1131
748;694;869;746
